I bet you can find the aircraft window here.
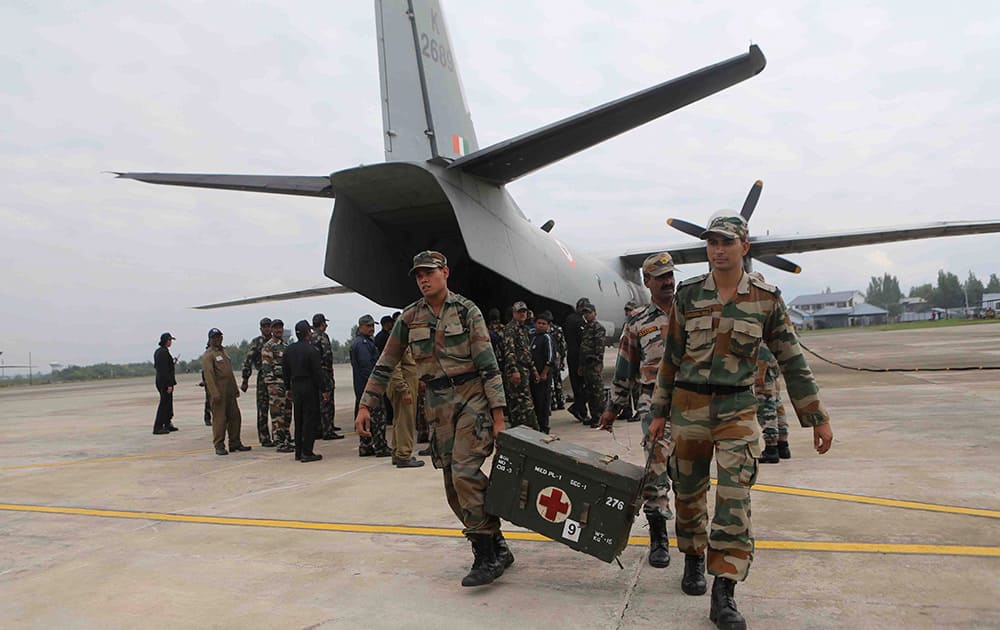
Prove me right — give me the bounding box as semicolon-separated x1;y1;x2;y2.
613;281;620;296
595;274;603;292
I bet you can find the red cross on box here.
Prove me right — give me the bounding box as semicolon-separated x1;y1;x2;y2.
536;486;571;523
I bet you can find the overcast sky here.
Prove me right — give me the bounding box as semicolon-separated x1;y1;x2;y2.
2;1;998;371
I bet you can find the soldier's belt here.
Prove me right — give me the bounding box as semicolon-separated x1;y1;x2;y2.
424;371;479;389
675;382;751;396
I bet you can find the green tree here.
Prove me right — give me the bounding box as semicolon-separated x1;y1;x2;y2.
909;283;934;301
986;273;1000;294
866;273;903;316
964;271;985;309
934;270;964;308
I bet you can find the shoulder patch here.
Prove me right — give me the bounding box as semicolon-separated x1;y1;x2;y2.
678;273;708;289
748;276;778;294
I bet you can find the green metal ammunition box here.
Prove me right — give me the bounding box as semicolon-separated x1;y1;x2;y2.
485;426;645;563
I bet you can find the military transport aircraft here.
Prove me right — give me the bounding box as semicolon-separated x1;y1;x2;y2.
115;0;1000;338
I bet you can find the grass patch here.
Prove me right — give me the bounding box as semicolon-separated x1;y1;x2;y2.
802;319;1000;334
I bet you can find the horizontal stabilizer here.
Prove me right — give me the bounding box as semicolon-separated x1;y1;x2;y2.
449;45;766;185
113;173;335;198
622;220;1000;270
193;285;354;310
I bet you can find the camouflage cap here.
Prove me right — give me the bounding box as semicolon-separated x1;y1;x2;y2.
624;300;638;311
700;214;748;241
311;313;327;325
259;317;272;327
513;300;528;311
642;252;675;277
358;314;375;326
409;250;447;275
580;302;596;313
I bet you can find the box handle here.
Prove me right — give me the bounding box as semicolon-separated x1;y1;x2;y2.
579;502;591;526
518;478;530;510
541;434;560;444
598;454;619;465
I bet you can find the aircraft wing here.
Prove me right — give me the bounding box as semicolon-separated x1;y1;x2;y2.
621;220;1000;270
113;173;336;198
448;45;766;185
193;285;354;310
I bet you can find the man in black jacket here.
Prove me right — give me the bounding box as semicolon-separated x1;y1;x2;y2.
153;332;178;434
564;298;589;421
282;320;332;462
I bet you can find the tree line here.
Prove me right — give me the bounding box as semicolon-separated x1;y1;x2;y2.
866;271;999;316
0;333;358;387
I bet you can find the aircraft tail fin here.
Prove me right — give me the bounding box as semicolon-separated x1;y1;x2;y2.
376;0;478;163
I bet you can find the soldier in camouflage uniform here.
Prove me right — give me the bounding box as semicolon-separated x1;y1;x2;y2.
598;252;676;569
549;320;567;410
754;344;782;463
241;317;273;446
355;250;513;588
649;215;834;630
577;302;606;426
351;314;389;456
311;313;344;440
261;319;294;453
502;301;539;430
775;396;790;458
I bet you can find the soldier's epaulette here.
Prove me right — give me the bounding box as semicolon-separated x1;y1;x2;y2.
677;273;709;290
748;275;779;294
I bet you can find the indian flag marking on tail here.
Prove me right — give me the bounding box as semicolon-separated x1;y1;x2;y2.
452;134;469;156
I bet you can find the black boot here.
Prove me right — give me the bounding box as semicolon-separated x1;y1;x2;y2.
461;534;502;587
681;553;707;595
760;444;780;464
646;513;671;568
494;532;515;573
777;440;791;459
709;576;746;630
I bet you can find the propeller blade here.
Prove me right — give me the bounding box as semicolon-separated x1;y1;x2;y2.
540;219;555;233
755;254;801;274
740;180;763;220
666;217;706;239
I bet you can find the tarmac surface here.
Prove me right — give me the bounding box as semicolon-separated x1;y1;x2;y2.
1;323;999;629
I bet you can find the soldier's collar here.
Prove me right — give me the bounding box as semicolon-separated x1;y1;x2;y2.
737;271;751;294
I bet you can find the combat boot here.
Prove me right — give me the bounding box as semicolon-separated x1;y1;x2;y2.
681;553;707;595
494;532;515;573
709;577;746;630
461;534;502;587
777;441;791;459
760;444;780;464
646;513;671;568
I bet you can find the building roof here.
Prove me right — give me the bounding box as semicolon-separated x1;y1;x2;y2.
982;293;1000;305
790;290;861;306
811;306;853;317
850;303;888;316
900;297;927;305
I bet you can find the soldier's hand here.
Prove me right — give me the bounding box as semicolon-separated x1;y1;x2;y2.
355;406;372;438
813;423;833;454
166;386;173;394
491;408;506;438
322;392;330;402
647;417;666;444
597;410;616;432
509;371;522;386
240;380;249;393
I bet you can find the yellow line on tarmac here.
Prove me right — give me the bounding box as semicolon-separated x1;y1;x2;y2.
741;480;1000;519
0;449;213;471
0;503;997;558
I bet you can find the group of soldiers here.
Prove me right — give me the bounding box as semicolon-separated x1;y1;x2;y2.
241;314;344;453
487;297;607;434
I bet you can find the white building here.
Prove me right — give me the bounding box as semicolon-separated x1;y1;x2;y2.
789;290;865;314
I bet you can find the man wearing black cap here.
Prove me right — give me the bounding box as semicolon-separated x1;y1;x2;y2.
282;321;333;462
310;313;343;439
153;332;178;434
564;297;589;421
529;311;556;433
351;314;389;457
241;317;274;446
201;328;251;456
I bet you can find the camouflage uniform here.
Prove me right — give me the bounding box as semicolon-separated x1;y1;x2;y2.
415;382;429;443
578;314;606;421
352;328;388;455
502;318;539;430
610;302;672;519
754;345;780;446
361;291;507;535
651;270;830;581
549;322;567;410
241;334;271;442
311;327;338;438
261;337;292;449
